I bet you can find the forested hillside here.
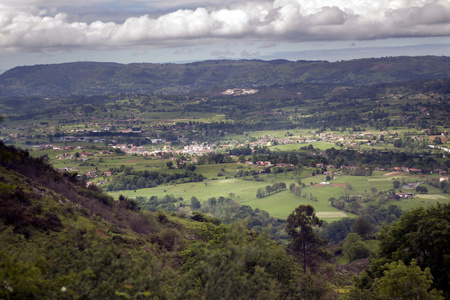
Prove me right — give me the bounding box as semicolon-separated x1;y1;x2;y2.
0;141;340;298
0;56;449;96
0;142;448;299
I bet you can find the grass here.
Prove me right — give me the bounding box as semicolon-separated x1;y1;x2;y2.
107;167;450;221
384;194;449;211
29;149;168;176
29;147;450;223
108;172;358;221
226;129;314;141
269;141;336;151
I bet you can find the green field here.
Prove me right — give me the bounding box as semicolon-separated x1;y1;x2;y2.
107;176;353;221
28;141;450;224
30;149;167;175
269;141;337;151
108;169;449;222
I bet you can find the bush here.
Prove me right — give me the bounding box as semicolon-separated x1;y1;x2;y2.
158;228;182;251
343;233;371;262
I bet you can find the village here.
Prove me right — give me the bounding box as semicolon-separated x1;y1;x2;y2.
40;133;449;196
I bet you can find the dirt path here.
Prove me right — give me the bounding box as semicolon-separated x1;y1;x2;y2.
312;183;347;187
316;211;348;218
383;172;404;176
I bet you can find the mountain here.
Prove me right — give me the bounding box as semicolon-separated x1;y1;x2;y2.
0;56;449;96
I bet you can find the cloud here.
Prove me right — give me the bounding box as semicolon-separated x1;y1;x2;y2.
240;50;261;57
1;0;450;54
211;49;235;58
175;47;198;54
386;2;450;25
260;41;277;48
307;6;348;26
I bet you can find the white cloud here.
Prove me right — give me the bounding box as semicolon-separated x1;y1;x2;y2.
1;0;450;54
307;6;348;26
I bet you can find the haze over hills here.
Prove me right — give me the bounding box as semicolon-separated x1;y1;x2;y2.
0;56;449;96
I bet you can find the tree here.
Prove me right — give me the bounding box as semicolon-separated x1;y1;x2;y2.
433;137;443;145
256;188;265;198
352;217;373;239
375;260;443;300
190;196;201;210
343;233;371;262
285;205;327;274
376;204;450;297
393;180;401;189
415;186;428;194
320;218;355;245
289;183;296;191
292;186;302;197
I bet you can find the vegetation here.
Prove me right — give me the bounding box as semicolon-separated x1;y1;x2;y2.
346;204;449;299
0;56;449;298
343;233;371;262
0;142;340;299
286;205;327;274
1;57;450;96
1;142;446;298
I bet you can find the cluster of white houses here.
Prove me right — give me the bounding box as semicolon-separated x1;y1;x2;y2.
110;143;215;156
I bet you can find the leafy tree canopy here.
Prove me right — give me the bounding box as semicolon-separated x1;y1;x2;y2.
375;260;444;300
343;233;371;262
349;204;450;298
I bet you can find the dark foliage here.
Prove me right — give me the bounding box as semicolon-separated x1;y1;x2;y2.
1;57;449;96
0;141;158;235
286;205;328;273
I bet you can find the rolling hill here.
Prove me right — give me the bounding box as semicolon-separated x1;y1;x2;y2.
0;56;449;96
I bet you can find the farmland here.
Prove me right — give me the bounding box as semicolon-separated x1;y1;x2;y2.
28;140;449;223
2;56;449;235
107;168;448;221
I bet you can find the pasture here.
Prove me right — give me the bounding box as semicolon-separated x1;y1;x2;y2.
108;168;449;222
108;176;352;221
269;141;337;151
30;147;449;222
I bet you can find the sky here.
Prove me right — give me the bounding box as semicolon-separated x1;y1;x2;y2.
1;0;450;73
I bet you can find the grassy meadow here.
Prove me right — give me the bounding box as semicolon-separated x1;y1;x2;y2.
107;175;351;221
108;167;449;221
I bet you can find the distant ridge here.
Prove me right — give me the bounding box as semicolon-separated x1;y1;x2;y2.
0;56;449;96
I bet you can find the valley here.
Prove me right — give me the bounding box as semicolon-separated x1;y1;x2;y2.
1;60;449;229
0;57;449;299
